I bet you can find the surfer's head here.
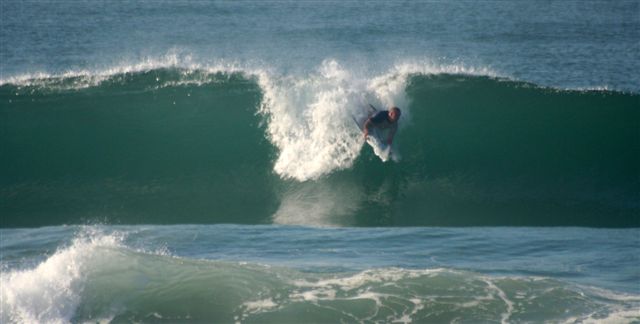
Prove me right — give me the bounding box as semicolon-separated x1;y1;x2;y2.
389;107;401;122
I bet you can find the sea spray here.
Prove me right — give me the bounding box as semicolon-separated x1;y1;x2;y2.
0;229;125;323
258;60;378;181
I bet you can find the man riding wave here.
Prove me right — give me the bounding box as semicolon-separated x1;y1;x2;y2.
362;106;401;146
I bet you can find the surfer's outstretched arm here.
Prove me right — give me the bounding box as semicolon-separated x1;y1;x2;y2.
362;118;372;138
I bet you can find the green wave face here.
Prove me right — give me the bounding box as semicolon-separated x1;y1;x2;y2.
1;70;638;227
1;70;280;226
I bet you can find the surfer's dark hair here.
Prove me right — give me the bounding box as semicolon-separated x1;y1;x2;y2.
391;107;401;115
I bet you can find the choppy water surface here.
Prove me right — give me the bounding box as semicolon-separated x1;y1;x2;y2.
2;225;639;323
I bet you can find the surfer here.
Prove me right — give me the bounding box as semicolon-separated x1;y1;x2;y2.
363;107;401;145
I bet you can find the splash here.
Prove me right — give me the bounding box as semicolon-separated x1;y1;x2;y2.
258;60;409;180
257;60;368;181
0;229;124;323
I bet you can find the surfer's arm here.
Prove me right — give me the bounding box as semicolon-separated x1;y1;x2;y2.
362;118;372;138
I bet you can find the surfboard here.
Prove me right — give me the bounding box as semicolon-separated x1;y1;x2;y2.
353;104;393;162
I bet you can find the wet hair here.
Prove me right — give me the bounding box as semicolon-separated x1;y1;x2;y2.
390;107;401;115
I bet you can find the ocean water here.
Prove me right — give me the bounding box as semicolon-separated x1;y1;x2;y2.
2;225;639;323
1;1;639;323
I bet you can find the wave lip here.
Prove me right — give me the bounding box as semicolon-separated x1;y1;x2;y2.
0;52;259;91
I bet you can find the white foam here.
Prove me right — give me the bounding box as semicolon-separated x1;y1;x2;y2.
581;309;640;324
392;297;426;324
256;59;369;181
388;59;499;78
483;279;514;324
241;298;279;313
0;50;248;90
287;268;449;323
0;229;123;324
292;268;445;291
1;52;180;88
561;308;640;324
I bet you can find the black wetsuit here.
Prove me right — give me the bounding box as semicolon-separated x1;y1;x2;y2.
368;110;397;131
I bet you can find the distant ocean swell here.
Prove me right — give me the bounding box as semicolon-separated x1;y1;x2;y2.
1;62;638;227
1;227;638;323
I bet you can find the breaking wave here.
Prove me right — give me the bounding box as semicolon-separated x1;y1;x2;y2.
1;60;638;227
